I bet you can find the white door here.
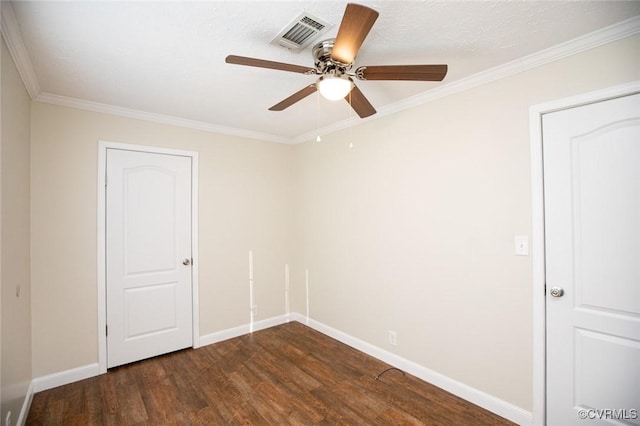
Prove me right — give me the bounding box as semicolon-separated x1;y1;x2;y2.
543;93;640;425
106;148;193;368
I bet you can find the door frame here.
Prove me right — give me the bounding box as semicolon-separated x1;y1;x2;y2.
529;80;640;425
97;140;200;374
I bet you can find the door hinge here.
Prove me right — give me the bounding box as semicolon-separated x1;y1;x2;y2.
106;325;108;336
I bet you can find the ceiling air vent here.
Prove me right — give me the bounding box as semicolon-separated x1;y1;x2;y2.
271;11;333;51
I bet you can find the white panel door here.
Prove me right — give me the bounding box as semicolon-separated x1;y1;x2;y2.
543;93;640;425
106;148;193;368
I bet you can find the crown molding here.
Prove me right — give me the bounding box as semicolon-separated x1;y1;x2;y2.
1;1;40;98
34;92;292;144
4;3;638;145
296;14;640;144
381;14;640;117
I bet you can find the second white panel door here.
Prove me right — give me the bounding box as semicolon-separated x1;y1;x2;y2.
543;93;640;425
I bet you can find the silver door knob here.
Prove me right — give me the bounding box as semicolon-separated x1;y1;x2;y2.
183;258;191;266
550;286;564;297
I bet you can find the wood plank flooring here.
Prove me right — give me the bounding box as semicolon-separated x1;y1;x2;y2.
27;321;515;425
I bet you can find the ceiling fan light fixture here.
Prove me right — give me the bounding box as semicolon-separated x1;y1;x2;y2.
317;75;353;101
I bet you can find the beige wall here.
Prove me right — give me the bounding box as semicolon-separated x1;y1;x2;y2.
30;104;294;376
1;38;32;422
291;34;640;411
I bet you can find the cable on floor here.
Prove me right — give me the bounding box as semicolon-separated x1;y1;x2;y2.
374;367;406;381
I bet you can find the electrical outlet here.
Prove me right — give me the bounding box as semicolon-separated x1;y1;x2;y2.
5;410;12;426
388;330;397;346
251;305;258;317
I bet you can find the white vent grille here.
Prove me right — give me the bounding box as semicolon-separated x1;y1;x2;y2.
271;11;333;51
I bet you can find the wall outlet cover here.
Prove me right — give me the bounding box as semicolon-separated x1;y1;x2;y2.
388;330;397;346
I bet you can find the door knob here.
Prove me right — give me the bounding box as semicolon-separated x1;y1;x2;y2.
183;258;191;266
549;286;564;297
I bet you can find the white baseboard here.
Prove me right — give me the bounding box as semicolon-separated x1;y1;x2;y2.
32;363;101;393
28;313;531;425
29;316;291;395
289;313;532;426
30;315;291;393
197;314;290;347
16;381;34;426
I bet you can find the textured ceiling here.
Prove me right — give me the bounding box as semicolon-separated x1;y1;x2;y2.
5;1;640;143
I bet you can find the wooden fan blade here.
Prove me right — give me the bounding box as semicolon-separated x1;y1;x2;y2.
357;64;448;81
345;84;376;118
331;4;379;65
269;84;318;111
226;55;315;74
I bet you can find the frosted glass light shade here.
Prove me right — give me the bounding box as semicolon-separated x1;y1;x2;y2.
317;76;353;101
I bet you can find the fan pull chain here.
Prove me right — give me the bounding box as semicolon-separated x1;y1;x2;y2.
348;90;354;149
316;90;322;143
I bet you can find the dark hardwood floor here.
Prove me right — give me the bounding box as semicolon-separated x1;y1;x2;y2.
27;321;515;425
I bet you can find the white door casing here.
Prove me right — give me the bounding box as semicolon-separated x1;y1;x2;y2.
98;142;199;371
542;93;640;424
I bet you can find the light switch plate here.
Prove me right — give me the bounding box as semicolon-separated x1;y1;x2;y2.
515;236;529;256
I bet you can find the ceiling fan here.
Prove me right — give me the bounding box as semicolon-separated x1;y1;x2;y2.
225;3;448;118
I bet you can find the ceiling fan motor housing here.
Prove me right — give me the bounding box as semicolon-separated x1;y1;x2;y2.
312;39;352;76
